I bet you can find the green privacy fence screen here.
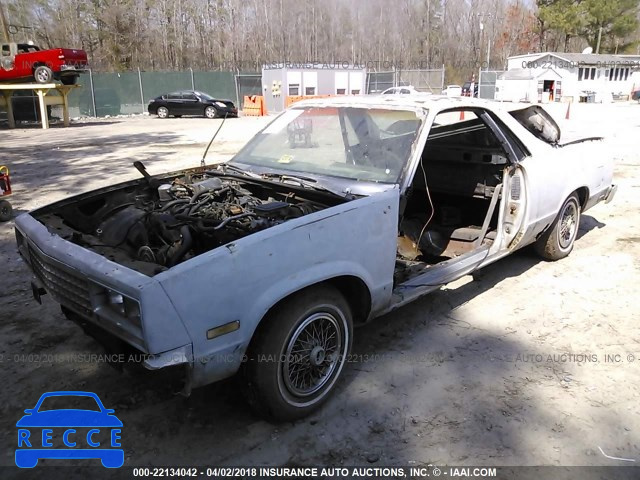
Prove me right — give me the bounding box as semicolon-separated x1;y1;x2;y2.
66;69;238;117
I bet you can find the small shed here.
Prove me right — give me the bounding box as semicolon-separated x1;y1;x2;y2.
261;64;367;113
495;68;563;103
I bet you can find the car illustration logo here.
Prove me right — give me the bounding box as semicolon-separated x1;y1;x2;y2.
15;391;123;468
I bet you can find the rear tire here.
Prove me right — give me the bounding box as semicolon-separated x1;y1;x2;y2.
534;193;581;260
0;200;12;222
157;106;169;118
60;75;78;86
242;285;353;422
34;65;53;84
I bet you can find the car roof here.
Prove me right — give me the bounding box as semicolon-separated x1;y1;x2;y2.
290;94;518;114
37;391;101;400
167;90;212;96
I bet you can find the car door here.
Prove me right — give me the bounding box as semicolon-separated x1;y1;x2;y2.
181;93;201;116
395;106;529;293
164;93;183;115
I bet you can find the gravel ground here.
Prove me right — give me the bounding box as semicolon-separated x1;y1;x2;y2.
1;103;639;477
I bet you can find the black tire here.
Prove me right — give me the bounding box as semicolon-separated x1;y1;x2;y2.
204;105;218;119
242;284;353;421
534;193;581;261
34;65;53;84
157;106;169;119
0;200;12;222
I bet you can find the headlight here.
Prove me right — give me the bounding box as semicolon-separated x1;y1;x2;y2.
95;288;141;328
214;101;226;108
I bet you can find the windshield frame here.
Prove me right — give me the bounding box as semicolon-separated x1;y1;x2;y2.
228;103;428;194
196;91;216;101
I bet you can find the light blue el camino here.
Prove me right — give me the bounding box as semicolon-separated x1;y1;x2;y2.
15;96;615;420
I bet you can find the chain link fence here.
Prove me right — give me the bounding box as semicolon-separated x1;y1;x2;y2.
15;67;449;120
398;69;445;94
63;69;238;118
366;68;445;94
235;74;263;109
478;70;505;100
366;71;396;93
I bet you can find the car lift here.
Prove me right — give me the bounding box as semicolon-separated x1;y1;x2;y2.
0;83;79;129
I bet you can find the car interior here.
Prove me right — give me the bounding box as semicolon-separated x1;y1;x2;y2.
395;109;509;284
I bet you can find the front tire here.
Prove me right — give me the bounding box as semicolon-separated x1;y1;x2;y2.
242;285;353;421
204;106;218;118
156;106;169;118
534;193;581;260
34;65;53;84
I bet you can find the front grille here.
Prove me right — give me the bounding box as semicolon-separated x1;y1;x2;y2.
28;244;93;316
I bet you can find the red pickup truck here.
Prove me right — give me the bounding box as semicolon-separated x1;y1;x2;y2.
1;42;88;85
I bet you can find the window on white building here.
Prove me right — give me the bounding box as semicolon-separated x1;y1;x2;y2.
578;67;598;81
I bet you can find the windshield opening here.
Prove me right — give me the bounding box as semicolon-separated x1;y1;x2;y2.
37;395;102;412
231;106;423;184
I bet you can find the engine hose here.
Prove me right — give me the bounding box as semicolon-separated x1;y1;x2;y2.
189;187;230;205
188;196;217;216
195;213;256;232
160;199;189;211
167;225;193;267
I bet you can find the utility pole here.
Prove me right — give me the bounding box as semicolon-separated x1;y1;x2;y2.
596;26;603;54
0;0;10;43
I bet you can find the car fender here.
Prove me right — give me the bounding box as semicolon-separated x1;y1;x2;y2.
157;188;399;385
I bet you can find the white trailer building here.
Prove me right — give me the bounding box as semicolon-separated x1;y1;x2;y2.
496;52;640;103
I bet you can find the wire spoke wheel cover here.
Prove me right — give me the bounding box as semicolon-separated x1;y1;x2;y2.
558;201;578;249
282;312;343;398
534;193;581;261
273;299;350;410
242;285;353;420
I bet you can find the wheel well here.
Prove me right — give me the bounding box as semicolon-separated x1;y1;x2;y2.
575;187;589;210
325;276;372;325
32;62;45;72
260;276;372;329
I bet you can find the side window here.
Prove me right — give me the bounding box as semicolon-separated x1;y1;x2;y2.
182;93;198;101
1;45;9;56
167;93;181;100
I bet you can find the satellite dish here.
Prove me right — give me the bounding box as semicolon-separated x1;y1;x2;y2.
582;47;593;54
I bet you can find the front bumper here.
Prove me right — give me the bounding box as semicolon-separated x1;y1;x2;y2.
604;184;617;204
216;105;238;116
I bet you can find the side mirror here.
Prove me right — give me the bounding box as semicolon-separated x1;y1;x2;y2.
105;409;115;414
24;409;34;414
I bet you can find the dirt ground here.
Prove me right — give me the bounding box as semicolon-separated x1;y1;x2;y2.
1;102;639;476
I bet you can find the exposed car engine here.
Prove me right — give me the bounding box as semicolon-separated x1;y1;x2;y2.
35;170;329;275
